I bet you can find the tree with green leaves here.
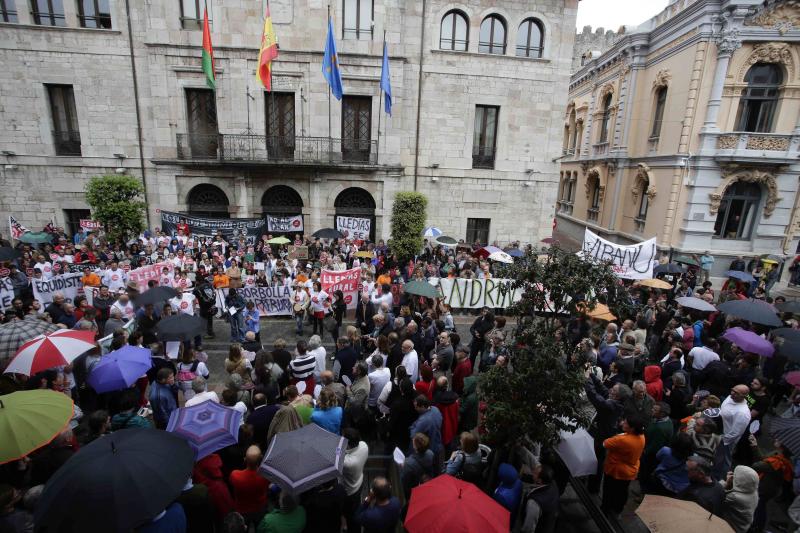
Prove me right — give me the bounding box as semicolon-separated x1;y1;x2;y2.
388;192;427;261
478;244;633;448
85;175;146;242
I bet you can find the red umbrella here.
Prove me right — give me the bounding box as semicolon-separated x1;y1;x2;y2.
786;371;800;388
4;329;96;376
541;237;557;244
474;246;503;259
405;475;510;533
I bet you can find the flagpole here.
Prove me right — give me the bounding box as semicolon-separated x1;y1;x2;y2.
377;31;385;166
327;4;332;156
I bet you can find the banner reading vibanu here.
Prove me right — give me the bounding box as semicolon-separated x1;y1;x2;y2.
33;272;83;306
437;278;522;309
266;215;303;233
580;229;656;280
336;216;371;241
321;268;360;309
160;210;267;245
215;285;292;317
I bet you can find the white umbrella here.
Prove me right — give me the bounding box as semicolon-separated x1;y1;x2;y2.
556;426;597;477
422;227;442;238
488;251;513;264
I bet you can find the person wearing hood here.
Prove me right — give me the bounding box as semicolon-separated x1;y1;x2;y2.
459;375;479;433
719;465;759;533
644;365;663;401
494;462;523;525
433;376;460;451
192;453;235;526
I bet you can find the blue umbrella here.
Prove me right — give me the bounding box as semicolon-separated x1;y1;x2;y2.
86;346;152;394
167;400;242;460
504;248;524;258
725;270;755;283
422;227;442;238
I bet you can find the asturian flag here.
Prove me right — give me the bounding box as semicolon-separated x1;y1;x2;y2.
8;215;28;239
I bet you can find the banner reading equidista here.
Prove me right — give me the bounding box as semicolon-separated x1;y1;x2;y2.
161;210;267;245
33;272;83;306
321;268;360;309
580;228;657;280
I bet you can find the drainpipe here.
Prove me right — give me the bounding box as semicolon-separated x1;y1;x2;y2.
124;0;151;227
412;0;427;191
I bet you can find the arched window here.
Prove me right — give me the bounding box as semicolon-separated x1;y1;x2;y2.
440;10;468;51
598;93;613;143
736;63;782;133
637;179;650;220
334;187;376;241
568;109;577;153
261;185;303;214
187;184;229;218
587;176;601;221
713;181;761;239
516;18;544;58
650;87;667;139
479;15;506;55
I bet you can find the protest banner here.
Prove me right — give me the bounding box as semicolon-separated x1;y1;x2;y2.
79;219;103;230
437;278;522;309
0;277;14;311
266;215;303;233
336;216;371;241
128;262;175;291
98;319;135;354
288;245;308;260
215;285;292;316
32;272;83;306
580;229;656;280
321;268;360;309
160;210;267;245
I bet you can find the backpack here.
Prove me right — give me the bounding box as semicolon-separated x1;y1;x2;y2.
176;360;200;383
456;452;487;487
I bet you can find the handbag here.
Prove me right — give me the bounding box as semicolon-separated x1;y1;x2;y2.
324;314;338;333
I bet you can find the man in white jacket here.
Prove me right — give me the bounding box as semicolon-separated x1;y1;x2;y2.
715;384;751;480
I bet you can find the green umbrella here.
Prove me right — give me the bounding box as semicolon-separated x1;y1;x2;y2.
673;255;700;267
403;280;439;299
433;236;458;247
18;232;53;244
0;390;74;464
267;236;291;245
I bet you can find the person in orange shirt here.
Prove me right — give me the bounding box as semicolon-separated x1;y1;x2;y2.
81;266;101;287
213;267;230;289
376;270;391;287
602;414;646;517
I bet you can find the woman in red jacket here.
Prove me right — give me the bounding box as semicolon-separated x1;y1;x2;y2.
644;365;663;402
601;415;646;517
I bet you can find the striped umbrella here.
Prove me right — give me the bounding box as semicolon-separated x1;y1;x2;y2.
422;227;442;238
4;329;96;376
0;318;60;360
770;417;800;458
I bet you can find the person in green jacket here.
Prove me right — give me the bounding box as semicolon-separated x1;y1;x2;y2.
639;402;674;483
257;492;305;533
459;376;479;433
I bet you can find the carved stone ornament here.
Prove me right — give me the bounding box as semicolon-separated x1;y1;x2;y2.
599;83;614;100
584;167;606;202
631;163;656;200
745;0;800;35
709;166;782;218
715;28;742;57
653;69;672;89
739;42;795;80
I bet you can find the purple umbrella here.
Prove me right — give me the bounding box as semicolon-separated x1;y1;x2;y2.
722;327;775;357
86;346;152;394
167;400;242;460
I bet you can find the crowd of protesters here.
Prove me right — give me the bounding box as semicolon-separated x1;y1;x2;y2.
1;222;800;532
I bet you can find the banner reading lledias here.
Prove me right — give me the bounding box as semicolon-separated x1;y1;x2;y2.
160;210;267;244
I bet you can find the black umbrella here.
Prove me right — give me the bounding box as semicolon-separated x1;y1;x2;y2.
312;228;343;239
0;247;20;261
777;301;800;315
717;298;782;327
135;286;181;307
769;417;800;458
772;328;800;361
155;314;206;342
653;263;685;275
34;428;194;533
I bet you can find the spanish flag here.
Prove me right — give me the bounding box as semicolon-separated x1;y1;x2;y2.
257;2;279;91
201;7;215;90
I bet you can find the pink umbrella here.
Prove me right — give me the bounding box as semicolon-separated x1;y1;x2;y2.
786;371;800;388
4;329;96;376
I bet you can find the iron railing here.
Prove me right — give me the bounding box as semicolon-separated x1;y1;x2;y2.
176;133;378;165
52;130;81;156
472;146;496;169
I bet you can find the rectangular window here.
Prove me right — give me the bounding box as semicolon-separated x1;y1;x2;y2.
265;92;296;160
185;88;218;158
466;218;490;245
341;95;372;162
180;0;204;29
1;0;18;22
47;84;81;156
31;0;65;26
472;105;499;169
343;0;372;40
64;208;91;238
78;0;111;28
650;88;667;139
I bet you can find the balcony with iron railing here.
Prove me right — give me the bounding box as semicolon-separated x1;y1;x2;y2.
592;142;609;156
174;133;378;166
52;130;81;156
562;147;576;157
587;207;600;221
472;146;496;169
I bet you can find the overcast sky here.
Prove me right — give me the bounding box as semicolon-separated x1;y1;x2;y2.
576;0;670;32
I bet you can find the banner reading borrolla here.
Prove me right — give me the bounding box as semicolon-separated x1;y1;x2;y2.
160;210;267;245
437;278;522;309
267;215;303;233
214;285;292;317
580;228;656;280
336;216;371;241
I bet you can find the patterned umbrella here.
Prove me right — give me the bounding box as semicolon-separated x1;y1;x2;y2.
475;246;503;259
422;227;442;238
0;390;74;465
87;346;152;394
259;424;346;494
722;327;775;357
0;318;60;360
769;417;800;462
5;329;96;376
166;400;242;460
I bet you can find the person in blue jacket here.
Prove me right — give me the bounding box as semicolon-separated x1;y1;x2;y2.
494;462;522;526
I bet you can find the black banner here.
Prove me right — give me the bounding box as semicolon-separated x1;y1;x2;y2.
160;210;267;245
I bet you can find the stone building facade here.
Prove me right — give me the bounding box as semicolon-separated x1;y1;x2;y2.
555;0;800;277
571;25;624;73
0;0;579;245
